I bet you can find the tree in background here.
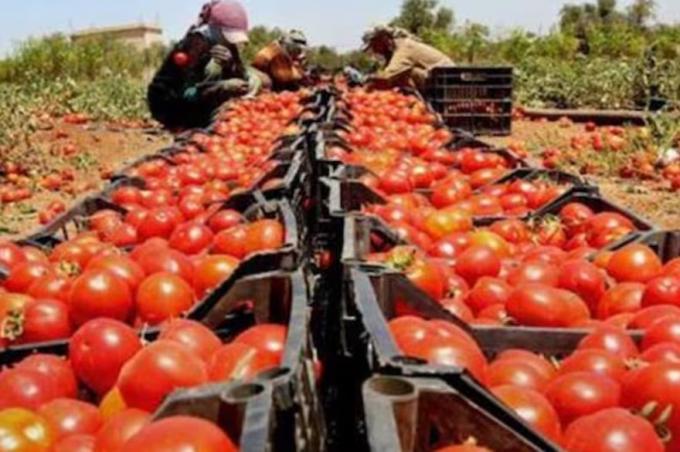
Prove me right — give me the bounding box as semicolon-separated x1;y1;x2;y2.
390;0;454;34
627;0;656;29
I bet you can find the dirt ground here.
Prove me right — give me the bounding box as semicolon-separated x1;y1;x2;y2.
484;119;680;229
0;119;171;239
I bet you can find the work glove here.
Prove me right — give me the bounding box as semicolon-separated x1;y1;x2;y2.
182;86;199;101
210;45;233;66
344;66;367;86
201;79;249;100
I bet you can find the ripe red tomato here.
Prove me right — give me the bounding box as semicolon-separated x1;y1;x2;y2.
557;259;606;313
545;372;620;425
622;362;680;451
641;342;680;364
38;399;103;439
89;210;123;236
121;416;237;452
68;269;133;326
69;319;142;395
117;340;208;411
559;203;594;236
111;186;143;206
506;284;589;327
495;350;556;382
212;225;248;258
159;319;222;363
564;408;663;452
465;277;511;314
606;244;663;283
431;180;472;208
397;333;487;383
178;195;205;220
235;324;287;364
578;326;639;359
630;304;680;330
135;248;194;285
434;444;492;452
87;255;145;291
507;262;560;287
642;317;680;350
27;274;71;303
136;273;195;325
596;282;644;320
169;222;215;255
95;408;150;451
486;359;551;392
558;349;626;383
663;258;680;277
16;298;71;343
3;261;54;293
136;207;183;241
491;385;562;443
642;276;680;308
378;171;413;195
15;355;78;399
207;209;244;233
0;241;27;270
207;342;279;382
102;223;139;246
0;368;59;410
454;246;501;286
243;220;285;255
51;433;96;452
490;219;531;244
193;255;240;297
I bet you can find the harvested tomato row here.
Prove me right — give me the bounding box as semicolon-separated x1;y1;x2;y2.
323;88;680;452
0;318;286;450
0;91;322;452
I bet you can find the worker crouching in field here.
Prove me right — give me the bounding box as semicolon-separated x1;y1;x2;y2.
361;26;453;94
147;0;263;129
251;30;311;92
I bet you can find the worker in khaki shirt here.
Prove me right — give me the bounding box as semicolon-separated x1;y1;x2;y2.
361;26;453;93
251;30;309;91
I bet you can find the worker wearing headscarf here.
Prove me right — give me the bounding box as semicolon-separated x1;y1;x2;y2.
361;25;453;93
251;30;310;91
147;0;263;129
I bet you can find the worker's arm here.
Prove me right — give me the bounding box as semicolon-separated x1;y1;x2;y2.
368;46;413;87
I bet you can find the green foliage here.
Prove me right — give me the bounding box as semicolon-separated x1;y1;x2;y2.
391;0;454;34
0;34;165;83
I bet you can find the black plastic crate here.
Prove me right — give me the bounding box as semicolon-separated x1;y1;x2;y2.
605;229;680;261
363;375;552;452
332;266;560;451
425;67;513;136
156;269;325;452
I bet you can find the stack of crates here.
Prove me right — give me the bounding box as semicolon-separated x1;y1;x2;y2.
425;66;513;136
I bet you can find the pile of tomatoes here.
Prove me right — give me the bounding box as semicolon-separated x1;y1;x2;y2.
335;90;573;220
0;92;309;451
390;313;680;451
0;317;286;450
0;92;302;346
368;237;680;329
0;209;284;346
